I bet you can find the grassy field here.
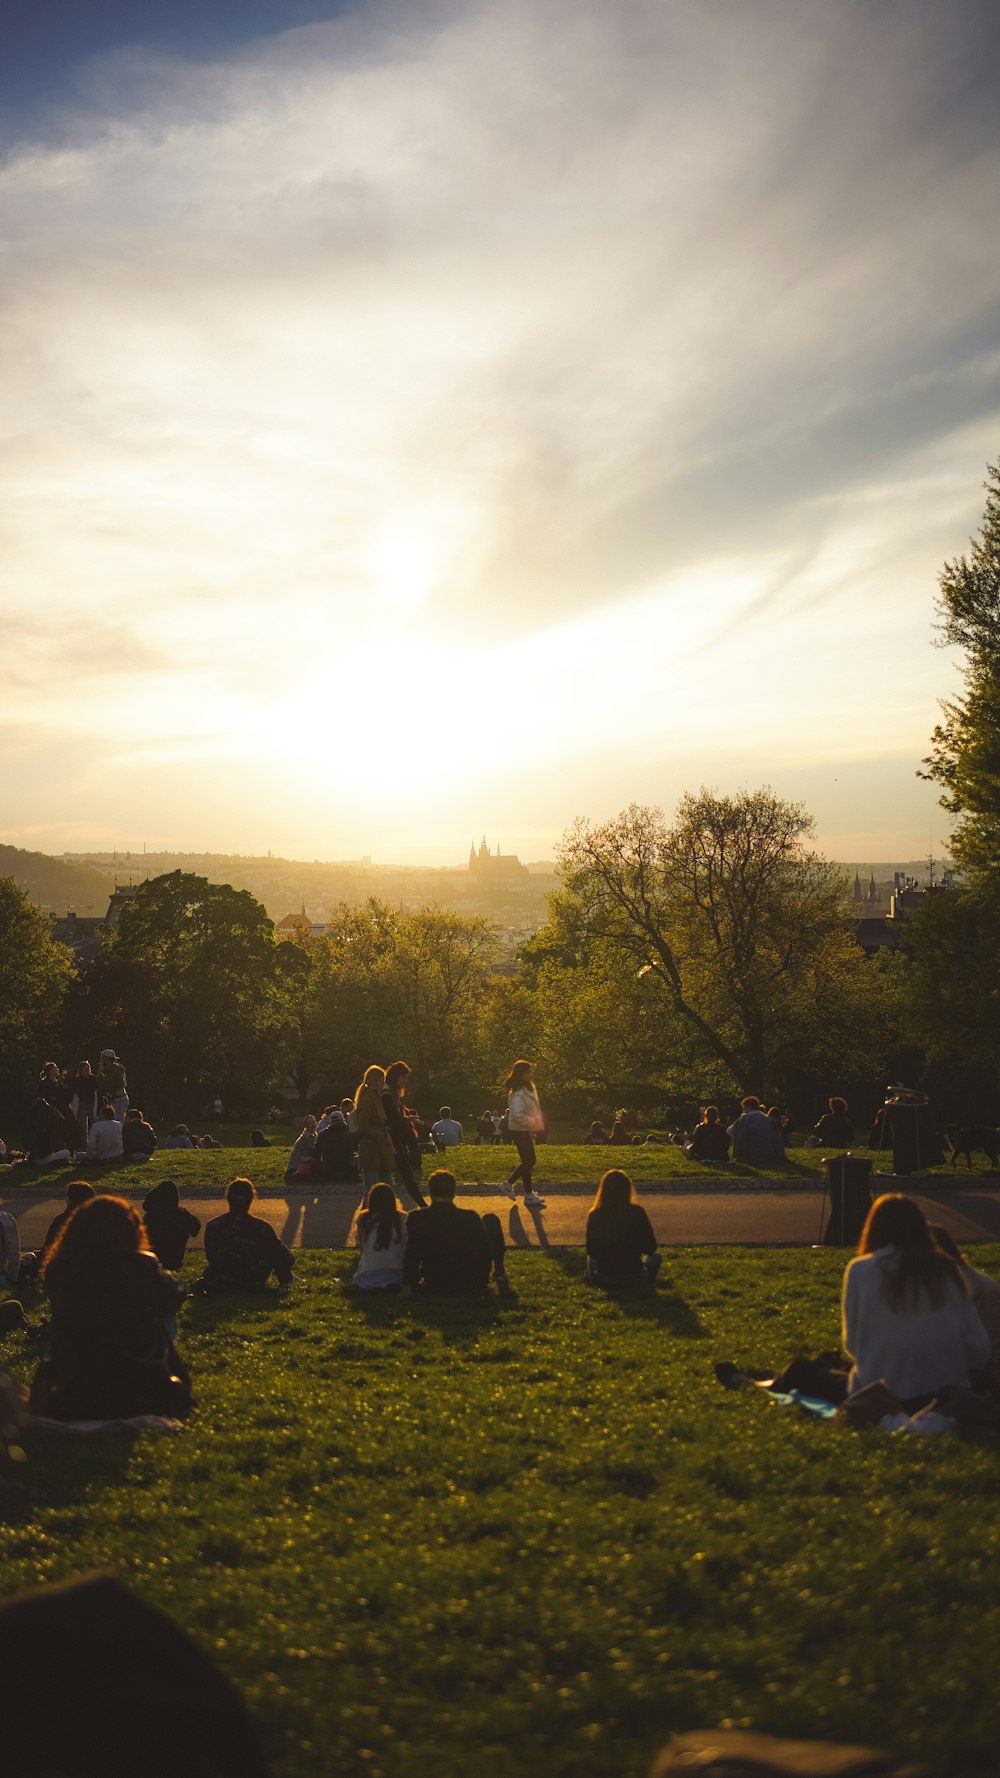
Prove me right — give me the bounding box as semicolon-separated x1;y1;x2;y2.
4;1140;938;1196
3;1248;999;1778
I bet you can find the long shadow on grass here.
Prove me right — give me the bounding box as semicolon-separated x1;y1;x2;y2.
347;1286;508;1346
544;1246;709;1337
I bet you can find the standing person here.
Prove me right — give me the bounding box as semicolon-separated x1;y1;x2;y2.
70;1060;99;1145
38;1062;78;1152
585;1169;661;1292
381;1062;428;1208
354;1065;397;1207
502;1060;546;1208
98;1050;129;1123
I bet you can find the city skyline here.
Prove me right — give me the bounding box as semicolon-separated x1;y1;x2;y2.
3;0;999;865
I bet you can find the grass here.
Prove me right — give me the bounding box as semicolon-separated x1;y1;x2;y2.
3;1247;1000;1778
5;1141;930;1196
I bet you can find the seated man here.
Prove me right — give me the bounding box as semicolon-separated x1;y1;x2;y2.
812;1095;853;1146
315;1110;358;1182
199;1177;295;1293
166;1124;195;1150
684;1106;730;1163
87;1105;125;1163
728;1097;786;1164
402;1170;514;1298
122;1109;157;1160
583;1120;609;1145
430;1106;464;1150
41;1178;96;1257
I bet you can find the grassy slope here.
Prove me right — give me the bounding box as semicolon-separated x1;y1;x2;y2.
5;1142;941;1195
3;1249;1000;1778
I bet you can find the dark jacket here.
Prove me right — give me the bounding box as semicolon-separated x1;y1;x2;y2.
122;1119;157;1158
586;1203;657;1279
315;1116;358;1182
27;1097;68;1159
201;1210;294;1293
814;1112;854;1145
688;1121;730;1162
33;1250;187;1420
403;1201;492;1292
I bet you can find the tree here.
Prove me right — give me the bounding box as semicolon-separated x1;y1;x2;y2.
556;792;894;1100
72;872;288;1113
0;877;74;1101
922;458;1000;893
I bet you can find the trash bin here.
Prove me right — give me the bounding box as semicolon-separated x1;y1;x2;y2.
822;1154;873;1246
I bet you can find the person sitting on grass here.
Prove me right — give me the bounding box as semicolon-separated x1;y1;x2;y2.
608;1114;632;1146
1;1207;38;1287
584;1120;609;1145
928;1222;1000;1381
143;1179;201;1273
198;1178;295;1295
684;1106;730;1163
87;1103;125;1163
402;1169;514;1299
166;1124;195;1150
315;1107;358;1183
122;1108;157;1160
585;1169;661;1293
430;1106;464;1150
728;1097;786;1164
30;1194;191;1421
812;1095;853;1146
26;1093;73;1167
40;1179;96;1259
286;1115;318;1177
352;1182;408;1291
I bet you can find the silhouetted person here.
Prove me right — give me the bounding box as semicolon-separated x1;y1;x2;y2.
585;1170;660;1291
684;1106;730;1163
728;1097;785;1164
122;1108;157;1159
199;1178;294;1294
40;1178;96;1258
402;1170;513;1297
813;1096;853;1145
143;1178;201;1272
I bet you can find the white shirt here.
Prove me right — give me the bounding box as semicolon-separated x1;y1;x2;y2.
508;1087;543;1132
88;1118;124;1161
355;1215;407;1284
842;1247;990;1400
431;1118;464;1146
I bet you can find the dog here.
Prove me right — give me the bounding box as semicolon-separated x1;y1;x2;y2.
946;1124;1000;1170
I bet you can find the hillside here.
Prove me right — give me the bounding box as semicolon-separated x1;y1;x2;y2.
0;845;115;915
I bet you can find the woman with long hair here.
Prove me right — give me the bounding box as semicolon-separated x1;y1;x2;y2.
352;1182;408;1291
502;1060;546;1208
585;1169;660;1291
685;1105;729;1163
842;1194;989;1405
380;1061;427;1208
354;1065;398;1208
31;1195;190;1420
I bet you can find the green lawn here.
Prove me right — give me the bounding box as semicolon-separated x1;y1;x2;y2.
3;1249;999;1778
5;1142;917;1196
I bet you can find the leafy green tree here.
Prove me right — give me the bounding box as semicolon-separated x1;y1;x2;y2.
556;792;895;1100
0;877;74;1095
73;872;288;1113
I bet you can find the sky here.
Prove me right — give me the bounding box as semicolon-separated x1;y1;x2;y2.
2;0;999;867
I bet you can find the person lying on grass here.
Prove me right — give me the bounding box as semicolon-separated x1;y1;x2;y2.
196;1177;295;1295
401;1169;514;1299
351;1182;408;1292
31;1194;191;1421
585;1170;661;1293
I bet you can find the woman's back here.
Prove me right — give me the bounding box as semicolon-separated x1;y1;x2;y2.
842;1247;990;1400
586;1202;656;1278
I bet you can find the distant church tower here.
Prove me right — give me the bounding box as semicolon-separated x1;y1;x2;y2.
853;872;862;903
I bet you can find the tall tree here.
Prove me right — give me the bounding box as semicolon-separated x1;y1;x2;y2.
557;793;893;1099
0;877;74;1096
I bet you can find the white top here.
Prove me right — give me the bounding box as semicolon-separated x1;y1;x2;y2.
508;1086;543;1132
841;1247;990;1400
87;1118;124;1160
355;1214;407;1280
431;1118;464;1146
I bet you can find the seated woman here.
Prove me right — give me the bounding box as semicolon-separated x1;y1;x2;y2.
142;1179;201;1273
352;1183;408;1291
87;1105;124;1163
608;1116;632;1146
315;1111;358;1182
199;1178;294;1294
122;1109;157;1160
166;1124;195;1150
40;1179;96;1258
583;1121;609;1145
839;1195;989;1408
813;1096;853;1146
585;1170;661;1292
30;1195;190;1421
684;1106;730;1163
286;1115;318;1177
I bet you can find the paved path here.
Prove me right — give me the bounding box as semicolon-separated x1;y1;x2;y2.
6;1184;1000;1251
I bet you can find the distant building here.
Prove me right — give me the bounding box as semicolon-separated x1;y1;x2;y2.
467;837;529;883
275;907;312;937
51;910;105;963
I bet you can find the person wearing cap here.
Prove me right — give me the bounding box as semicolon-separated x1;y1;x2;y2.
98;1050;129;1123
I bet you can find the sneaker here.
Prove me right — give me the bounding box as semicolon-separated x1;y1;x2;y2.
523;1191;546;1208
501;1182;517;1199
496;1273;517;1301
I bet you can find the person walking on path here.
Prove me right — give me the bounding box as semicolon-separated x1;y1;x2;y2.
355;1065;398;1208
502;1060;546;1208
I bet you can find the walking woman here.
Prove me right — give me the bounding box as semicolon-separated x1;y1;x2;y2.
502;1060;546;1208
354;1065;398;1207
381;1061;428;1208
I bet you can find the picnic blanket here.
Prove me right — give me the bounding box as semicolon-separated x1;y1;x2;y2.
29;1413;184;1435
714;1362;956;1435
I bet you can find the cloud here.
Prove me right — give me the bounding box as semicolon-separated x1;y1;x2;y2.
1;0;999;855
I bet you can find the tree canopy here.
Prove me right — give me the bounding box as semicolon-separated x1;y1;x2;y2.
0;877;74;1099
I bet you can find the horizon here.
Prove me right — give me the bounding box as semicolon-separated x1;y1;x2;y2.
4;0;998;864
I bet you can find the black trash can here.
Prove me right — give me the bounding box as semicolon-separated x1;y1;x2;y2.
822;1154;873;1246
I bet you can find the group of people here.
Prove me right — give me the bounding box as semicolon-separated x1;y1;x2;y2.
2;1056;226;1170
